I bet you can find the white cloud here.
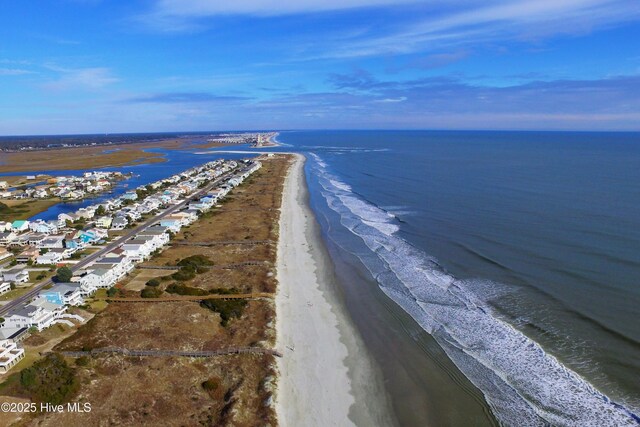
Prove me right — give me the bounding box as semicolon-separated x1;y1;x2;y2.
0;68;34;76
374;97;407;103
152;0;422;17
299;0;640;58
43;66;119;91
136;0;429;32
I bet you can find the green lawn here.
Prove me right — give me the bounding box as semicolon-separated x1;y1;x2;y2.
0;287;31;301
28;271;52;283
0;199;61;222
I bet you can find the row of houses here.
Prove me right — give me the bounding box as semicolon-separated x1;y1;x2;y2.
0;228;108;268
70;159;237;232
0;171;127;200
0;158;261;373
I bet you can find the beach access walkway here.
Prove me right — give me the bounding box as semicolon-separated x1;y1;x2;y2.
58;346;282;358
170;240;275;247
137;261;268;270
95;292;273;303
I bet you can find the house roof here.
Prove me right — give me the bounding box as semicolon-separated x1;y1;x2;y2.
44;283;81;295
10;305;38;318
30;297;63;310
137;230;165;236
0;326;28;340
127;238;151;244
2;267;27;275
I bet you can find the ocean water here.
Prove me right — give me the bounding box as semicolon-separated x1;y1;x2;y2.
274;131;640;426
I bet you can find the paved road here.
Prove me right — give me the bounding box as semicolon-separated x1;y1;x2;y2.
0;167;239;317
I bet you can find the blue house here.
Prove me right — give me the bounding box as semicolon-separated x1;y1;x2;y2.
65;239;80;249
79;230;97;243
160;219;181;232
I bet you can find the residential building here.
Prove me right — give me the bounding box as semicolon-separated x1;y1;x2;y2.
79;268;116;290
40;235;65;249
0;339;25;373
0;231;17;245
11;220;29;232
1;267;29;284
40;283;84;306
0;247;11;262
15;247;39;263
36;252;63;265
111;216;128;230
95;216;113;229
121;240;152;262
4;302;60;331
0;282;10;295
28;220;59;234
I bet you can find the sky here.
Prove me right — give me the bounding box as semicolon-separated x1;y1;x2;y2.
1;0;640;134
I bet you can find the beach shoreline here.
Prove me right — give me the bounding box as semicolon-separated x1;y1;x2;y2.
275;153;396;426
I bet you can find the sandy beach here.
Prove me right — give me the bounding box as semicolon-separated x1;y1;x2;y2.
275;154;395;426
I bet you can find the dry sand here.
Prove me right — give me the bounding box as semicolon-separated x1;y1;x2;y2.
276;154;395;426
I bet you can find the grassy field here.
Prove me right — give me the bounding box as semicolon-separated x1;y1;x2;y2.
0;199;61;221
3;154;293;427
0;176;53;188
0;286;31;301
28;270;54;283
0;138;227;173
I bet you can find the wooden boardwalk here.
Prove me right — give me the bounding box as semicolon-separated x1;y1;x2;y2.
96;292;273;303
138;261;268;270
171;240;274;247
60;346;282;358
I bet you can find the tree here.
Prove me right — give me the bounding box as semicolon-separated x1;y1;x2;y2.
141;287;162;298
95;205;106;216
20;353;79;404
145;278;160;287
56;266;73;282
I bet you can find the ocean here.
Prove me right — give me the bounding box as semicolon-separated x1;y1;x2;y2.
273;131;640;426
4;130;639;425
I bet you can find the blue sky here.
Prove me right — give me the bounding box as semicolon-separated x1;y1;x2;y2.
1;0;640;134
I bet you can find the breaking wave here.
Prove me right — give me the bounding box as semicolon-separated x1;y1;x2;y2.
309;153;640;426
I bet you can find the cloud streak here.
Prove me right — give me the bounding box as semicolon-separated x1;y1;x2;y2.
149;0;421;17
0;68;35;76
124;92;250;103
295;0;640;58
42;66;119;91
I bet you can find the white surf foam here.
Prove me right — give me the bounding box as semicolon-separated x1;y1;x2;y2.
309;154;640;427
